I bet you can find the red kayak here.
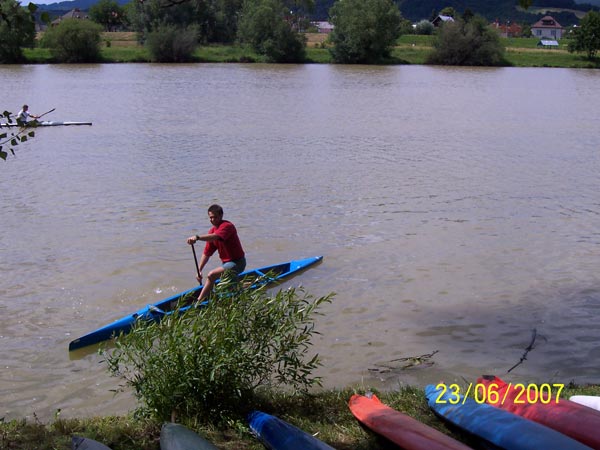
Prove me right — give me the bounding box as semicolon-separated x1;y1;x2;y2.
477;375;600;449
349;394;472;450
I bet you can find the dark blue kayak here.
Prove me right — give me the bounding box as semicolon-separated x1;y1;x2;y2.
248;411;335;449
160;422;218;450
425;384;592;450
72;436;112;450
69;256;323;351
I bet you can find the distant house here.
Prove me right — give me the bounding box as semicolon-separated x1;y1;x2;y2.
313;21;334;34
51;8;89;26
431;15;454;27
531;15;563;40
491;20;523;38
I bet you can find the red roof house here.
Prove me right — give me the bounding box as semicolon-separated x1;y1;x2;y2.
531;15;564;40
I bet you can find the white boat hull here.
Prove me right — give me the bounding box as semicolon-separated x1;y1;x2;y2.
0;121;92;127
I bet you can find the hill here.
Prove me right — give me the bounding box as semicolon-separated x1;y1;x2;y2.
312;0;598;25
37;0;128;12
36;0;597;25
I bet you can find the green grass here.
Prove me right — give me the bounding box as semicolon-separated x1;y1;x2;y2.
18;34;600;68
3;384;600;449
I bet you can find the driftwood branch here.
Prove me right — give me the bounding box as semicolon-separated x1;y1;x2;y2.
369;350;439;373
507;328;543;373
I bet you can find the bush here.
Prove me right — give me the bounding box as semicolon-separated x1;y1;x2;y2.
568;11;600;59
145;24;198;62
103;283;333;422
41;19;102;63
328;0;403;64
427;15;506;66
237;0;306;63
415;19;434;35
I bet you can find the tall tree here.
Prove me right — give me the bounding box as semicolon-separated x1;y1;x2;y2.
127;0;242;44
519;0;533;10
328;0;402;64
89;0;125;31
1;1;39;162
0;0;36;63
237;0;306;62
568;11;600;59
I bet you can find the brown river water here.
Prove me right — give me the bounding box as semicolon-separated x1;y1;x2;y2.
1;63;599;421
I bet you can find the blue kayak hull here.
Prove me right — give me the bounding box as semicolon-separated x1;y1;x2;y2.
425;384;592;450
69;256;322;351
248;411;335;449
72;436;112;450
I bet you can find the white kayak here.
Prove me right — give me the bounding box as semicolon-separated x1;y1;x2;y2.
0;121;92;127
570;395;600;411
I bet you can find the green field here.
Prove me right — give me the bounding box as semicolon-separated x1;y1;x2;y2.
20;32;600;68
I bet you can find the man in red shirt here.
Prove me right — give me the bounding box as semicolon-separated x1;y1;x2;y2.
187;204;246;302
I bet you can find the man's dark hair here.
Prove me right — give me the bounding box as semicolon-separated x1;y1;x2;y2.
208;204;223;216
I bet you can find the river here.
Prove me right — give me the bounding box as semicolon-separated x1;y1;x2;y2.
1;63;599;420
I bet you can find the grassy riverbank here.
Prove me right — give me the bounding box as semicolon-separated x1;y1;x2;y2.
21;32;600;68
3;383;600;449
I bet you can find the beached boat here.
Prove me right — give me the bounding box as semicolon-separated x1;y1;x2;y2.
348;393;472;450
425;384;592;450
248;411;335;449
68;256;323;351
477;375;600;449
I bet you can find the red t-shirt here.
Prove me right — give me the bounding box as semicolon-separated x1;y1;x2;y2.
203;220;245;262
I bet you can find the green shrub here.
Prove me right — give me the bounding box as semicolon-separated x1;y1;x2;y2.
41;19;102;63
328;0;403;64
145;24;198;62
237;0;306;63
103;283;333;422
427;15;506;66
415;19;434;35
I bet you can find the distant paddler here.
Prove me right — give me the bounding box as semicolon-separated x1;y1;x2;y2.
15;105;39;124
15;105;55;125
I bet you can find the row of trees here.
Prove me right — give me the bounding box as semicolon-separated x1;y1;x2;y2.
2;0;600;65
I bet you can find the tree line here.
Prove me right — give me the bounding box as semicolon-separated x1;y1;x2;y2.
2;0;599;66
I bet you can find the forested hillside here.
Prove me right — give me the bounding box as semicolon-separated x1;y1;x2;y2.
38;0;598;26
313;0;597;26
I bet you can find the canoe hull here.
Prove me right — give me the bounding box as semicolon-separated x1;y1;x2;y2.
248;411;335;450
348;394;471;450
0;121;92;127
478;375;600;449
68;256;322;351
570;395;600;411
72;436;112;450
425;384;591;450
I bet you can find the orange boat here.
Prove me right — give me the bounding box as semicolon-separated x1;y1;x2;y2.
349;394;472;450
478;375;600;449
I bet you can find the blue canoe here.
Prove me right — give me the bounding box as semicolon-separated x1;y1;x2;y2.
68;256;323;351
72;436;112;450
248;411;335;449
425;384;592;450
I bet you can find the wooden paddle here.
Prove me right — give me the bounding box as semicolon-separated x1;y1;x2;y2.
191;242;201;282
36;108;56;119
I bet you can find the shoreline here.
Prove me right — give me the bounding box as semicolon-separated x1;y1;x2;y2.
18;32;600;68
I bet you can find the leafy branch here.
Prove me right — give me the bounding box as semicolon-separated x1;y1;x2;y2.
0;111;36;161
